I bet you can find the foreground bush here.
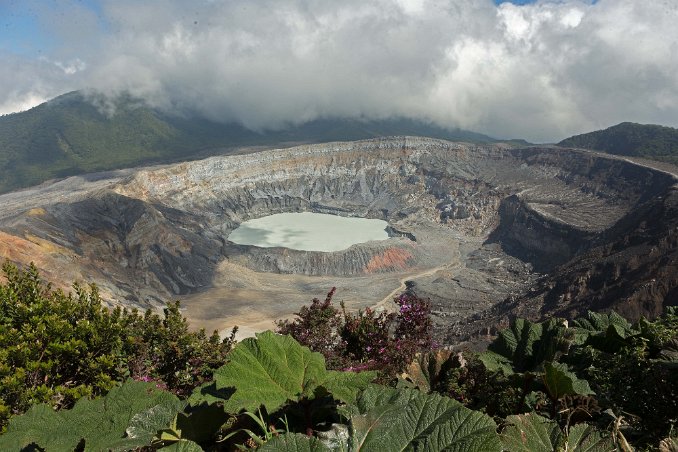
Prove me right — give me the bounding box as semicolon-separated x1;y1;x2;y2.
1;329;623;451
413;309;678;450
0;262;235;430
0;267;674;450
276;287;432;379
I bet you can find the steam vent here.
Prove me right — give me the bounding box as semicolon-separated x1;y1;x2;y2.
1;137;676;340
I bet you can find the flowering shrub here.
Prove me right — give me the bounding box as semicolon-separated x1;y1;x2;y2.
273;287;344;369
276;288;432;380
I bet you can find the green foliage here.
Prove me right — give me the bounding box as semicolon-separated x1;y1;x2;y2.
479;318;571;374
195;331;376;414
0;266;674;450
468;309;677;449
0;91;497;194
571;311;634;337
161;440;205;451
398;349;465;393
501;413;615;452
441;352;525;418
0;262;234;429
166;404;231;446
501;413;562;452
259;433;331;451
571;312;639;352
558;121;678;164
120;301;236;397
347;385;501;451
542;362;594;401
566;308;678;448
0;379;183;451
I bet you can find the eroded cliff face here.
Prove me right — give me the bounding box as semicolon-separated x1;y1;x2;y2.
0;137;675;339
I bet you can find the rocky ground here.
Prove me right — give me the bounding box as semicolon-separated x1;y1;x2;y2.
0;137;675;343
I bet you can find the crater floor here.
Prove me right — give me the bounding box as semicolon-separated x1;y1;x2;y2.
0;137;675;342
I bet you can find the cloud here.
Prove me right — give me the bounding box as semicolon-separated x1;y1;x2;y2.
2;0;677;142
0;53;85;115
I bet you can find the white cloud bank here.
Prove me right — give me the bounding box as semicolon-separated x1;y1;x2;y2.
2;0;677;142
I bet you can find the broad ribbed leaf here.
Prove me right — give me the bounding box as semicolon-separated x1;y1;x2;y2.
0;380;181;451
349;385;501;451
566;423;616;452
571;312;637;350
542;362;594;400
174;403;232;443
127;399;187;442
571;311;632;336
501;414;562;452
212;331;375;413
323;370;377;404
187;381;234;406
479;318;566;374
502;414;614;452
477;350;515;375
258;433;331;451
399;349;460;393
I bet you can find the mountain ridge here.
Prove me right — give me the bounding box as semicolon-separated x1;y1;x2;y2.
558;122;678;164
0;91;501;194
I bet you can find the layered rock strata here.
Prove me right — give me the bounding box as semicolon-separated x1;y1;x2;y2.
0;137;675;339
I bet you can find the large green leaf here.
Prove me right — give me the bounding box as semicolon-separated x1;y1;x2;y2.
501;414;615;452
399;349;460;393
0;379;182;451
571;311;633;336
348;385;501;451
174;403;232;443
208;331;375;413
542;362;594;400
479;318;567;374
501;414;561;452
186;380;233;406
571;312;637;351
566;424;616;452
258;433;331;451
126;399;188;443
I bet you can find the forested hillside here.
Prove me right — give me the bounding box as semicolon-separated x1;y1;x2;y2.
0;91;497;194
558;122;678;164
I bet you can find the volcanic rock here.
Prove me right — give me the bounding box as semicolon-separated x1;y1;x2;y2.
0;137;675;339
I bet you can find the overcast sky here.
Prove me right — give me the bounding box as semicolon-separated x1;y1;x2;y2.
1;0;676;142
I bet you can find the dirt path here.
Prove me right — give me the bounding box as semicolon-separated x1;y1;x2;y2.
375;260;462;311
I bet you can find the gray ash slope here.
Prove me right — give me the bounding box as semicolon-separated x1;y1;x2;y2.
0;137;675;341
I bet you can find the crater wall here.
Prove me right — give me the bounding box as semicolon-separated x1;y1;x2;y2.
0;137;675;338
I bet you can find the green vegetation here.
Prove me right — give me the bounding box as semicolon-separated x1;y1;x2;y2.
0;91;497;194
0;262;235;430
0;265;675;450
558;122;678;164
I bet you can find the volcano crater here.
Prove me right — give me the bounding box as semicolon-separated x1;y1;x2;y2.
1;137;676;339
